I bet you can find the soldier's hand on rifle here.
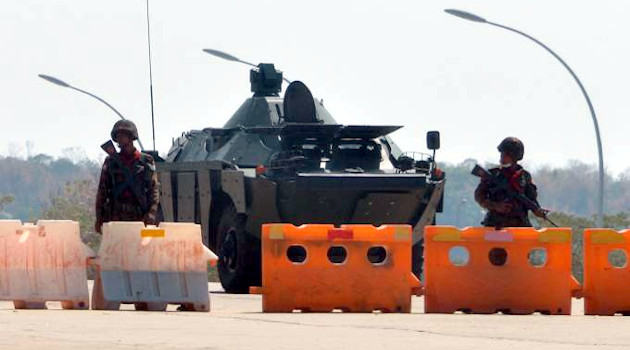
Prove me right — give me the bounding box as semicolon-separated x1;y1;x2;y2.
492;202;513;214
534;208;549;218
144;212;157;225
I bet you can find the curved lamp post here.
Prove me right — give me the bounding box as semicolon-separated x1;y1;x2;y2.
38;74;145;151
202;48;292;84
445;9;605;227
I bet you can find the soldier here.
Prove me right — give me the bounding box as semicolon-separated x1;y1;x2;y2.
474;137;545;228
94;120;160;233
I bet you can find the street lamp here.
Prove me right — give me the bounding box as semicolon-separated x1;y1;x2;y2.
445;9;605;227
202;48;292;84
38;74;145;151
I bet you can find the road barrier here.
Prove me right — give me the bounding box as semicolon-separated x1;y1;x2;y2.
582;228;630;315
0;220;94;309
251;224;422;312
424;226;580;315
91;221;218;311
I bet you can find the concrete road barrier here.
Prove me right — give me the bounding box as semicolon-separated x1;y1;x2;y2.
92;221;217;311
0;220;93;309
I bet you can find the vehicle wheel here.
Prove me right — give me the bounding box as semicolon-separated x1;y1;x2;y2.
412;239;424;280
134;302;167;311
216;203;261;293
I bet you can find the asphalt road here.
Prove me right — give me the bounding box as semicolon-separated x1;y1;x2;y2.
2;283;629;350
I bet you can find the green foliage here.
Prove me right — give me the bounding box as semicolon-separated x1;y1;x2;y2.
37;179;101;253
35;178;101;279
0;194;14;215
602;212;630;229
208;265;219;282
0;155;99;220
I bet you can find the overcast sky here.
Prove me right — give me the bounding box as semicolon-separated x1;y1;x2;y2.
2;0;628;175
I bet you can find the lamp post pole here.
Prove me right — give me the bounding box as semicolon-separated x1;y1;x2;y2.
444;9;604;226
38;74;145;151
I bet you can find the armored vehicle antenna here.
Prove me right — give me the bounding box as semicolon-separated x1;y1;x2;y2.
145;0;156;150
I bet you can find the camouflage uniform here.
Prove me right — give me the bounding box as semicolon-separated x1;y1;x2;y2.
474;164;539;228
94;121;160;233
474;137;540;228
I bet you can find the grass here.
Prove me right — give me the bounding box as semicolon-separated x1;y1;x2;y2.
208;264;220;282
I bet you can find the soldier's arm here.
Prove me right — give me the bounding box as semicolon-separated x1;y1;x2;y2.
474;179;494;210
475;177;513;214
94;158;110;233
146;157;160;222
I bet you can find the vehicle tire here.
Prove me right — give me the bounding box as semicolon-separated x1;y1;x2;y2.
412;239;424;280
134;302;167;311
216;203;261;293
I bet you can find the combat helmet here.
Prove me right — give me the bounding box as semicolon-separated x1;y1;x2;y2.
497;137;524;161
111;120;138;141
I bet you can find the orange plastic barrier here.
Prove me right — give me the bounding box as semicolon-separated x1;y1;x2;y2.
582;229;630;315
0;220;94;309
424;226;580;315
252;224;421;313
91;221;218;311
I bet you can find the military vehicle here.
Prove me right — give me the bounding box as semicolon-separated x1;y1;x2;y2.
156;50;445;293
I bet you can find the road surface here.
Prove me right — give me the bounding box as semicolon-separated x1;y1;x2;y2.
1;283;629;350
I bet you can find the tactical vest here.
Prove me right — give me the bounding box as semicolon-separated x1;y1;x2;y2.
107;153;154;214
485;167;531;219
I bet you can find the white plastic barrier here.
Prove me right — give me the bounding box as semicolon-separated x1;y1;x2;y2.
0;220;94;309
92;221;218;311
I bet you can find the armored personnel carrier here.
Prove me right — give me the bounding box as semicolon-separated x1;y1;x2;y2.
156;52;445;293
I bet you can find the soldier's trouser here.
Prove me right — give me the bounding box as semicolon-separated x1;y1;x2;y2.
110;203;144;222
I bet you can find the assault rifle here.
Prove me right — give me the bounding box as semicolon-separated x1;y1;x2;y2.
471;164;559;227
100;140;116;156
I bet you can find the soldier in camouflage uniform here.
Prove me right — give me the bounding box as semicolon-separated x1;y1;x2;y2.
94;120;160;233
474;137;545;228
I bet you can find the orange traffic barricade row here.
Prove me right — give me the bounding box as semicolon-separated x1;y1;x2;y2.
424;226;580;315
582;228;630;315
251;224;421;313
91;221;218;311
0;220;94;309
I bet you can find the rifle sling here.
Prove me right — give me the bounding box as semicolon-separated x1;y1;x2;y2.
109;155;149;213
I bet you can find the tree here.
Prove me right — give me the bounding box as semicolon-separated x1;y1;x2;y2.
0;154;100;220
0;194;14;211
0;194;14;218
38;179;100;252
